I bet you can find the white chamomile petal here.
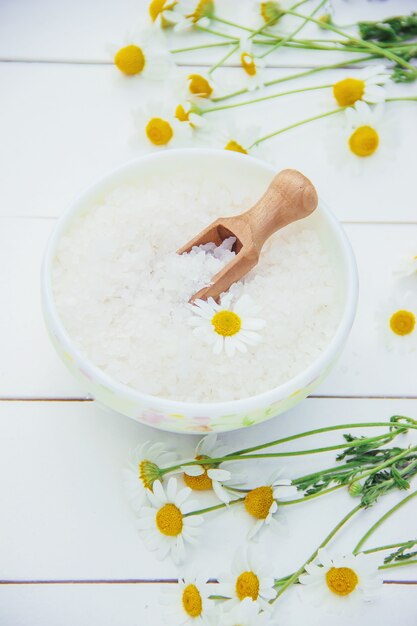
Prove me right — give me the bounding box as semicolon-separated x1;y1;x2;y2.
394;254;417;277
132;98;191;150
161;571;212;626
332;66;389;107
123;440;177;512
138;478;203;564
377;292;417;353
188;291;265;357
218;547;277;611
300;549;382;613
109;29;174;80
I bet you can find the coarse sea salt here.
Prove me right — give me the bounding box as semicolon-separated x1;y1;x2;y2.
52;173;340;402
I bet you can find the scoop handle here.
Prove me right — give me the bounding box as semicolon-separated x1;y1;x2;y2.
244;169;318;247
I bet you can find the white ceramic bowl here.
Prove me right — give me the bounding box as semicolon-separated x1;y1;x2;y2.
42;149;358;434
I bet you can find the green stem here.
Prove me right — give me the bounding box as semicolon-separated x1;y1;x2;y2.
210;54;376;102
248;107;344;148
353;489;417;554
260;0;327;58
208;43;239;75
285;9;417;73
273;504;363;601
230;420;414;456
202;84;332;114
161;433;397;475
195;25;238;40
386;96;417;103
183;497;243;517
360;540;417;556
170;41;236;54
379;559;417;571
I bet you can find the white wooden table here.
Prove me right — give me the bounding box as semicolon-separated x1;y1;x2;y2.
1;1;417;624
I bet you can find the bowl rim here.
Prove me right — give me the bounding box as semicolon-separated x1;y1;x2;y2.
41;148;359;417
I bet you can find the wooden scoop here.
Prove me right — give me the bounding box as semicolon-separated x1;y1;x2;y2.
177;168;318;303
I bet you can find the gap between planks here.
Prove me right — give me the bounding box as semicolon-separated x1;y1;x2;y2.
1;396;417;402
0;579;415;585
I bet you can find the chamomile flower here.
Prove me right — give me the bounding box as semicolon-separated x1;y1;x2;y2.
299;549;382;611
180;434;243;504
110;30;173;79
133;99;191;148
160;572;212;625
394;254;417;277
243;469;298;540
239;38;266;91
218;547;276;610
174;100;207;130
332;65;390;107
164;0;215;32
221;598;273;626
123;441;177;512
345;101;384;158
138;477;203;564
185;73;216;101
259;1;285;26
378;293;417;352
189;293;266;357
148;0;178;28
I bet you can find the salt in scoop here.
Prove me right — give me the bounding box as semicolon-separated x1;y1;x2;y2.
177;168;318;302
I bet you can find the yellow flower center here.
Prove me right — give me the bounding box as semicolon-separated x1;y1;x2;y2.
145;118;173;146
241;52;257;76
182;583;203;617
333;78;365;106
260;1;283;24
188;74;213;98
211;310;242;336
224;140;248;154
189;0;215;22
389;309;416;336
139;459;159;490
326;567;359;596
114;45;146;76
183;455;213;490
175;104;190;122
244;486;274;519
348;125;379;157
235;571;260;601
155;503;183;536
149;0;176;22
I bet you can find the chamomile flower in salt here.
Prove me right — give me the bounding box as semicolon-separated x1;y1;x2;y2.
160;572;212;625
189;293;266;357
332;65;390;107
123;441;177;512
239;38;266;91
111;30;172;79
243;469;298;540
345;101;384;158
164;0;215;32
378;293;417;352
138;477;203;564
221;598;273;626
181;434;242;504
218;547;276;611
133;100;191;149
299;549;382;611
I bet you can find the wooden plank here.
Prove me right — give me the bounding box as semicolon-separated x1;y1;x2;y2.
0;0;414;67
0;398;417;581
1;217;417;399
1;582;416;626
0;62;415;221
